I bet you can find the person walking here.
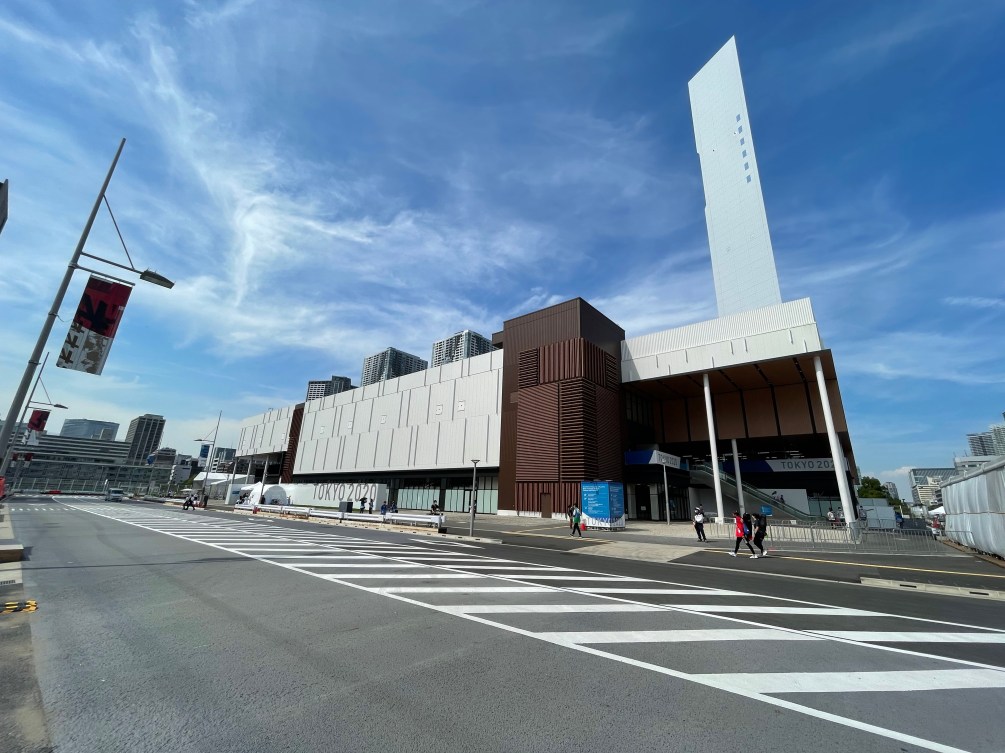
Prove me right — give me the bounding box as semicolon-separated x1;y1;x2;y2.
693;508;707;542
752;513;768;557
729;510;756;558
571;505;584;537
567;503;577;534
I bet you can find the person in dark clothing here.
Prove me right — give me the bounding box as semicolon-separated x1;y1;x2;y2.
729;511;756;557
693;508;707;542
752;513;768;557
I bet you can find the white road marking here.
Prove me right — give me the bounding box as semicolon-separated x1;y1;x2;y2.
811;631;1005;643
537;629;821;644
575;588;739;595
372;586;553;594
439;604;665;614
696;669;1005;694
665;606;879;616
321;573;481;579
275;562;424;568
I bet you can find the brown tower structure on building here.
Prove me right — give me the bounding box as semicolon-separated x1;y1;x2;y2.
493;299;625;517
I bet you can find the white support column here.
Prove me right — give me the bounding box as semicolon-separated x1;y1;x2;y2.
702;373;725;522
813;356;854;524
731;438;745;515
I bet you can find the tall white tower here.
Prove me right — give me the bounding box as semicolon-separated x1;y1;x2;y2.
689;37;781;317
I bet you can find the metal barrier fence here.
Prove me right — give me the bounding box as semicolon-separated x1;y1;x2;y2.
235;503;447;531
702;521;949;555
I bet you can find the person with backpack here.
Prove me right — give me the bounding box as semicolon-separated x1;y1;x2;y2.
567;504;577;534
752;513;768;557
693;508;707;542
729;510;756;558
571;505;584;537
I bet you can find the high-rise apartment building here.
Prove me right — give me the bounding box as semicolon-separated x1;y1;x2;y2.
907;467;956;507
991;424;1005;456
60;419;119;441
124;414;165;462
689;37;782;317
967;431;995;456
361;348;427;387
306;375;354;402
882;481;900;500
431;330;494;367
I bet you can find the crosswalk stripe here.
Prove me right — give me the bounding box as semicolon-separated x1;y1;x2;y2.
501;575;645;581
575;588;739;595
439;604;665;614
322;573;480;579
667;606;879;616
372;586;551;594
278;562;424;568
694;669;1005;694
441;566;573;571
264;555;380;559
538;629;820;644
812;631;1005;643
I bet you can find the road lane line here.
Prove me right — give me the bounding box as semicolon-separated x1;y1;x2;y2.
438;604;665;614
537;629;820;644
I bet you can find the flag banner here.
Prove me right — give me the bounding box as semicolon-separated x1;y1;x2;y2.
24;409;50;446
27;409;50;433
56;275;132;375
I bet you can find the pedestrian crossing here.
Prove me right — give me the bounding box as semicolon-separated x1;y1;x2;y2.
65;502;1005;753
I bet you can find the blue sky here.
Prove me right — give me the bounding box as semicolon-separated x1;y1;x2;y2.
1;1;1004;497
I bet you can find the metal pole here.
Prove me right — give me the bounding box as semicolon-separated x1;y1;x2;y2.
813;356;854;525
225;447;238;505
662;462;670;526
731;438;745;515
0;353;49;476
0;139;126;478
468;459;480;537
702;373;724;522
200;410;222;507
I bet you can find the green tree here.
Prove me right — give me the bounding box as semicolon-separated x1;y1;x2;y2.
857;476;889;499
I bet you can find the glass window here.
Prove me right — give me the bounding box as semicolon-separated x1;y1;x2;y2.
742;150;747;158
736;114;741;122
744;162;749;170
737;126;743;133
746;175;752;183
740;138;745;145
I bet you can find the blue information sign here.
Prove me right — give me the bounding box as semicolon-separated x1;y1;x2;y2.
580;481;626;530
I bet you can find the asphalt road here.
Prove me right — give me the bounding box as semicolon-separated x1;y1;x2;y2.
7;495;1005;753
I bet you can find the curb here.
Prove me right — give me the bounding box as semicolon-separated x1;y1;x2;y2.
860;577;1005;601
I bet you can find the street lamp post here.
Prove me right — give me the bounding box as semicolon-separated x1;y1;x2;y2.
468;459;480;537
0;138;174;480
195;410;222;507
0;352;68;484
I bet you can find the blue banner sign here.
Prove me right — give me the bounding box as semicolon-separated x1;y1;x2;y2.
580;481;626;530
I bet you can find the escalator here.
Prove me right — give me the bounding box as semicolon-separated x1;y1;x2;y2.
690;463;817;521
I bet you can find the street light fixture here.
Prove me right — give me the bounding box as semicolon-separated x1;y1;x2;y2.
0;138;175;480
0;352;68;481
468;459;480;538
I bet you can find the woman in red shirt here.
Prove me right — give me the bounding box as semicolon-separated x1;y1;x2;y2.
730;511;757;558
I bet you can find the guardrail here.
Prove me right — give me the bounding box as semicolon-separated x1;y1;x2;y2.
233;503;447;532
702;520;948;555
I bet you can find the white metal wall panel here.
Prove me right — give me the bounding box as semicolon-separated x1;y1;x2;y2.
455;371;500;418
437;420;466;465
353;401;373;435
622;299;816;360
414;424;439;467
362;383;381;401
428;381;456;423
467;351;494;375
342;433;360;470
338;403;356;434
408;388;431;426
463;414;490;465
370;392;402;432
398;371;426;391
237;407;292;455
374;429;393;468
439;361;463;382
356;432;378;470
389;427;411;467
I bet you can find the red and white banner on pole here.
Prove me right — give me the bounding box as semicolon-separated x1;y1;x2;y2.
56;275;132;375
25;409;50;446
